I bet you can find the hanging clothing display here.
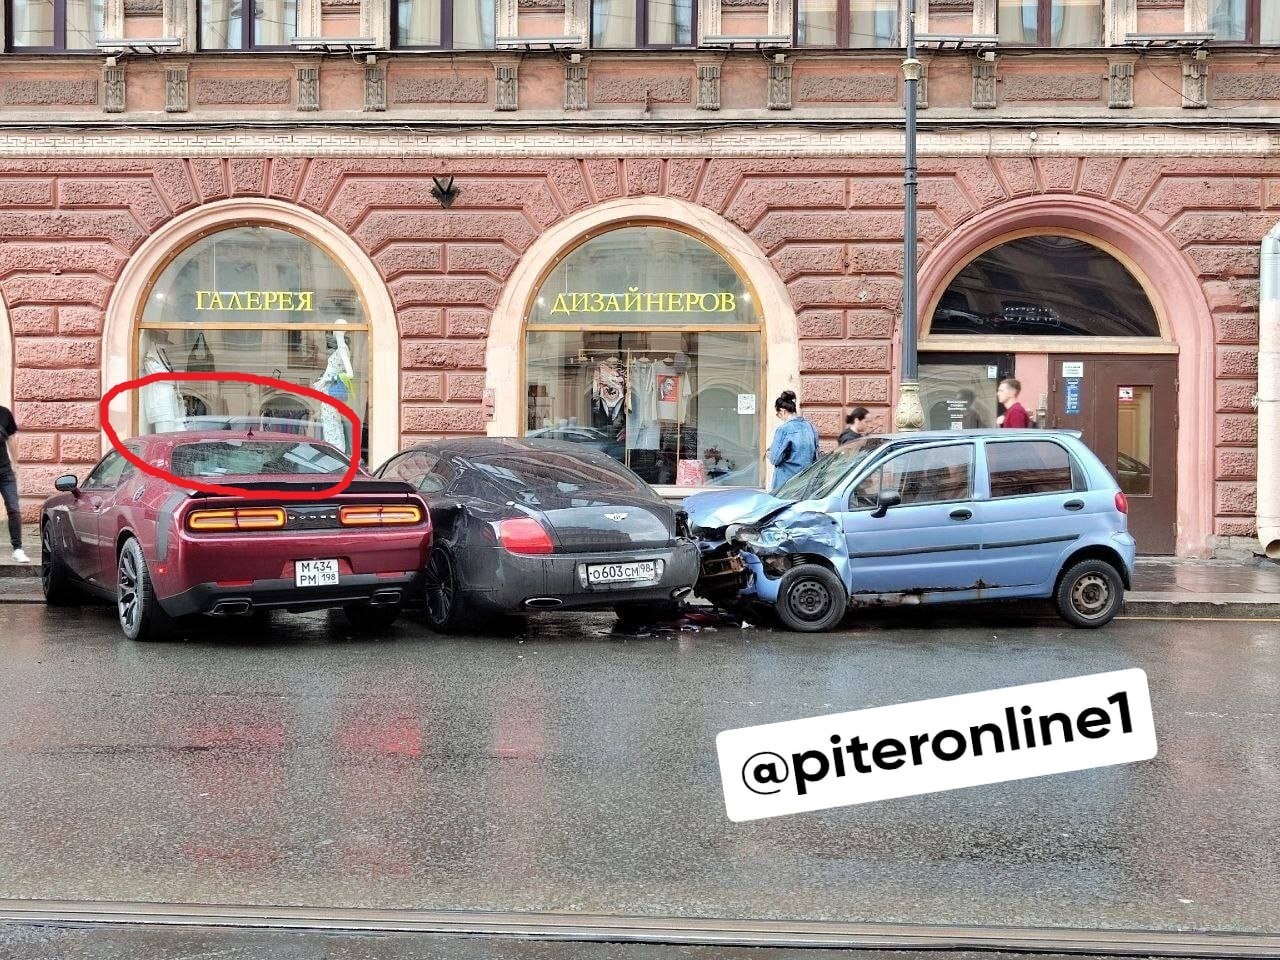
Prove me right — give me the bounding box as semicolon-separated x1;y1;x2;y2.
655;359;691;421
627;358;662;450
590;358;627;432
313;329;355;453
141;345;184;433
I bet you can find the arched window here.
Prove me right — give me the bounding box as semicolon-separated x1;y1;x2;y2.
930;234;1160;338
524;225;763;488
137;225;369;458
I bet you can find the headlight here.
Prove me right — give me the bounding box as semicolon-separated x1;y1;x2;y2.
728;524;784;548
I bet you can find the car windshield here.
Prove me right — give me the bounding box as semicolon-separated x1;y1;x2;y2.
470;451;651;503
170;440;349;478
775;437;889;501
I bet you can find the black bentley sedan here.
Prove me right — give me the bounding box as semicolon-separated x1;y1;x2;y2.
375;438;700;632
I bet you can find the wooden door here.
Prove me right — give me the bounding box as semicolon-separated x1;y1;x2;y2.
1049;355;1178;555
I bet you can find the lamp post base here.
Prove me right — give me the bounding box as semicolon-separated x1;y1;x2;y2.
894;379;926;432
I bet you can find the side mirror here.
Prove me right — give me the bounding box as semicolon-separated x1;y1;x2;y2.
871;490;901;519
54;474;80;494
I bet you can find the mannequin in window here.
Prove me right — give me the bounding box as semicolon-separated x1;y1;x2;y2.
141;330;185;433
313;323;355;453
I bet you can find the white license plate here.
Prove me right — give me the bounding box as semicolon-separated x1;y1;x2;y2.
585;560;658;585
295;559;339;587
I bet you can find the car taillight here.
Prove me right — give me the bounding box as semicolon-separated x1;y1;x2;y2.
187;507;286;532
339;504;424;526
1115;492;1128;515
498;518;554;555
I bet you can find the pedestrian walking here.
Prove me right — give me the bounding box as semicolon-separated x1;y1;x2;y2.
996;378;1033;428
0;403;28;563
768;390;819;491
838;407;874;445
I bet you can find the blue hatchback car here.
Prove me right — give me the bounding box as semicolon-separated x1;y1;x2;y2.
684;430;1136;632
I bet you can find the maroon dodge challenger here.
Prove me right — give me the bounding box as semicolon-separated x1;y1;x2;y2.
39;431;432;641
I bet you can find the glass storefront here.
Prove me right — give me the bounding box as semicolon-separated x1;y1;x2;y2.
137;225;369;459
524;226;763;487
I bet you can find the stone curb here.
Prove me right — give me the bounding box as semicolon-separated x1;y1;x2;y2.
2;577;1279;619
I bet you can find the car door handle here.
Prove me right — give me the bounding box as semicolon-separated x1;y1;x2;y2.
949;508;972;521
1064;499;1085;511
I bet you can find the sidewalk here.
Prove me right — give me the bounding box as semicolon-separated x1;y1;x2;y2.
2;523;1278;616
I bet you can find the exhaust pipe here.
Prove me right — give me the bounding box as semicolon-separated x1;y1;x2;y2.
368;589;403;607
670;586;693;600
523;597;564;609
210;599;252;616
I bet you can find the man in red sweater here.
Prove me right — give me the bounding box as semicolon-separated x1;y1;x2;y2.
997;378;1032;428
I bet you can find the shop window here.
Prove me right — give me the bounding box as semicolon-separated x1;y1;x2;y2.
796;0;898;48
395;0;495;48
6;0;103;50
137;225;369;460
1209;0;1280;44
930;235;1159;338
591;0;694;47
200;0;297;49
524;226;763;488
997;0;1101;46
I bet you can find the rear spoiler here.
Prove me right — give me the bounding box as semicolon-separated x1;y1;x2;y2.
187;478;418;498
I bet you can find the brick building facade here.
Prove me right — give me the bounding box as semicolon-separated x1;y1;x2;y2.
0;0;1275;557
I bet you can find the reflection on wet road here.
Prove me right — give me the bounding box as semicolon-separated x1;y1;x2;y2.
0;601;1277;933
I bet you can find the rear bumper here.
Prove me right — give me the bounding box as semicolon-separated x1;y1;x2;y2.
161;571;422;618
458;541;701;614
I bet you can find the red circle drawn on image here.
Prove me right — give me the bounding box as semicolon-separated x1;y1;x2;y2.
100;372;362;502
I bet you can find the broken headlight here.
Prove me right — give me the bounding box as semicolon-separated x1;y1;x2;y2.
725;523;785;548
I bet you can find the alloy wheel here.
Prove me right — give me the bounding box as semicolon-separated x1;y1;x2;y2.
40;527;53;589
425;548;455;625
118;548;140;634
1070;572;1112;619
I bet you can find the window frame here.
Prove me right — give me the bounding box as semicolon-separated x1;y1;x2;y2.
849;441;977;511
997;0;1102;48
982;438;1084;500
198;0;298;52
793;0;900;50
4;0;104;52
590;0;698;49
1208;0;1271;45
393;0;496;50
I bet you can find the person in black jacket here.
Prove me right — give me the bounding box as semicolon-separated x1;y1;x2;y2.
837;407;873;445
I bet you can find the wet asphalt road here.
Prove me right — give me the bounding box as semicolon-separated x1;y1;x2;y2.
0;600;1277;935
0;924;1175;960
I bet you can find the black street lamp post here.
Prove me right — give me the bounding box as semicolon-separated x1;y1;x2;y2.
894;0;926;432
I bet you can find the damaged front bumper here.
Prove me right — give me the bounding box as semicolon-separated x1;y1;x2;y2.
693;511;849;607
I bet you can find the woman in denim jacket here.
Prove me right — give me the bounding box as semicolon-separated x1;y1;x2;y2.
768;390;819;491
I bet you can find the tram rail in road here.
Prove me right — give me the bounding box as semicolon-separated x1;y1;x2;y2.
1;901;1277;957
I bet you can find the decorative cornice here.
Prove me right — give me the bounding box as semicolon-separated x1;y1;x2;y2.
123;0;163;13
518;0;565;8
321;0;362;8
0;124;1273;159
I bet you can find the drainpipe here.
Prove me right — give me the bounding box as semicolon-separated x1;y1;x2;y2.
1258;227;1280;559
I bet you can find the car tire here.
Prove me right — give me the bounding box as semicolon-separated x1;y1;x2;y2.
614;601;682;627
343;602;400;635
775;563;847;633
116;537;177;642
40;522;80;607
1055;558;1124;628
423;544;470;634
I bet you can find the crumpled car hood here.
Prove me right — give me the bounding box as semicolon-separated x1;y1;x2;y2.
682;488;794;530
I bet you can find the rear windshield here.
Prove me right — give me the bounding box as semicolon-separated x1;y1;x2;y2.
775;436;888;501
170;440;349;479
469;452;652;500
